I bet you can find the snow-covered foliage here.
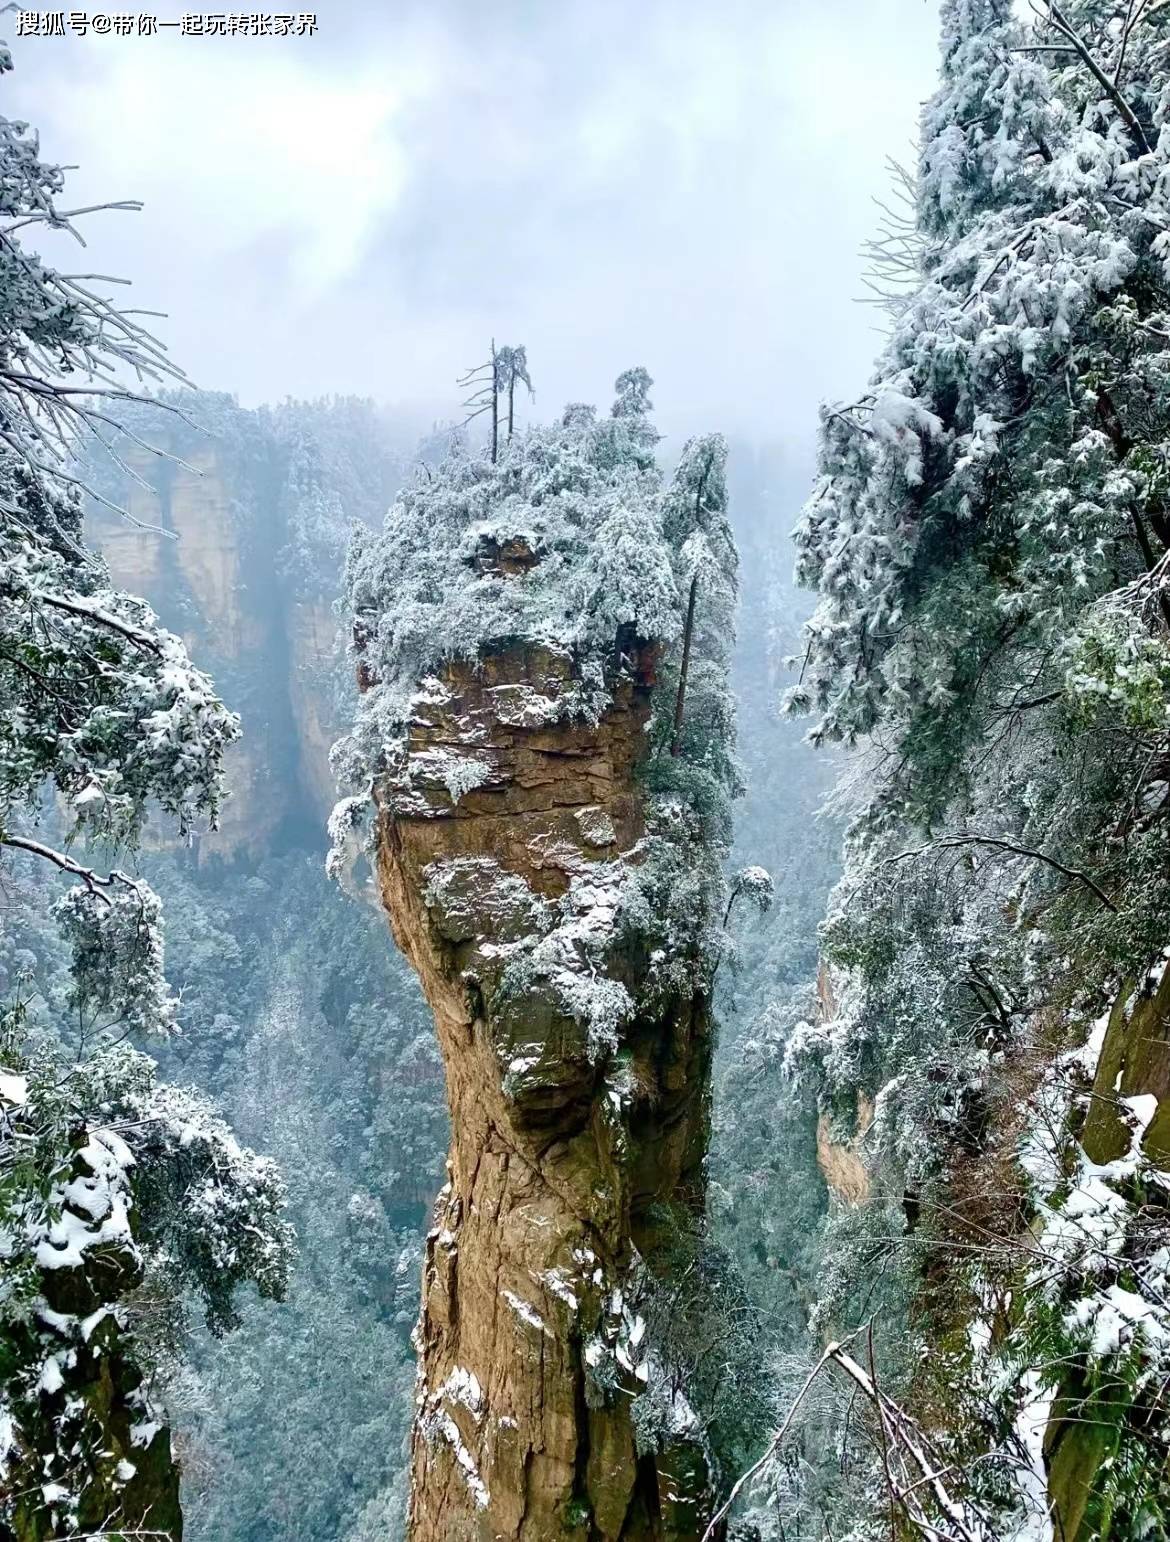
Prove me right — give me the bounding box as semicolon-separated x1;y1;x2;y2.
1;469;240;847
0;60;185;496
793;0;1170;858
53;878;179;1041
0;43;294;1538
793;0;1170;1182
0;98;239;1083
728;864;775;917
0;1024;292;1337
783;2;1170;1537
0;1012;292;1532
424;849;637;1063
333;375;685;795
266;396;410;598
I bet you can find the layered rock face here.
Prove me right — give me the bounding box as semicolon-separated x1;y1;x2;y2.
91;447;292;860
368;643;716;1541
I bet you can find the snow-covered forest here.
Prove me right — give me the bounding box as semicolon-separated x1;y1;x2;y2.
4;1;1170;1539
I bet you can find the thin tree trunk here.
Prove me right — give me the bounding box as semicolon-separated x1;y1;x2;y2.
491;338;499;465
1129;508;1170;632
671;575;698;756
508;377;515;439
1097;388;1170;630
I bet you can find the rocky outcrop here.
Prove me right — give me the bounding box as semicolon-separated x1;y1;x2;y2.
815;1100;873;1208
368;642;717;1541
1082;958;1170;1168
1043;961;1170;1542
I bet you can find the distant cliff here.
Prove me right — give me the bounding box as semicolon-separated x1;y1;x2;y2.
86;393;410;859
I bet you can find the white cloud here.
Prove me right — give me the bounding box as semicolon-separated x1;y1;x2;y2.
4;0;942;439
17;39;429;298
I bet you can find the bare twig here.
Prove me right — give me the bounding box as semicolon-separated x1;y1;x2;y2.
700;1341;845;1542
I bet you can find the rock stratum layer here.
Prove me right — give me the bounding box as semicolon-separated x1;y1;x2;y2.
368;642;717;1541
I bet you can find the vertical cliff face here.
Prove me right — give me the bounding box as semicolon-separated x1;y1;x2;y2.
1040;963;1170;1542
90;442;322;860
810;955;1170;1542
369;642;715;1541
87;393;408;861
334;387;738;1540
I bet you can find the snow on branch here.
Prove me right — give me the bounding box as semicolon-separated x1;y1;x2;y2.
1031;2;1152;153
0;93;192;520
703;1334;1004;1542
884;830;1119;912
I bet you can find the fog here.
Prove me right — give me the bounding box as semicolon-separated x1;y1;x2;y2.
10;0;940;445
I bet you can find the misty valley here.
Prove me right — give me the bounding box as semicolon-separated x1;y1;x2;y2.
4;4;1170;1542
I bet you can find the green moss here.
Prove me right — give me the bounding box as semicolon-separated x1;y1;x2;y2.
563;1495;592;1529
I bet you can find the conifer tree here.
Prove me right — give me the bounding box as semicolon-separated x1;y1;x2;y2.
0;43;293;1538
787;3;1170;1535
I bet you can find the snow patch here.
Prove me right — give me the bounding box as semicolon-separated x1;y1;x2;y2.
502;1290;550;1336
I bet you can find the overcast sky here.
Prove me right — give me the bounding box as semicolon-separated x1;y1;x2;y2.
9;0;942;450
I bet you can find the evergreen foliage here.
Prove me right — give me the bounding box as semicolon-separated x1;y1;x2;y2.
783;3;1170;1536
0;46;293;1536
334;373;685;799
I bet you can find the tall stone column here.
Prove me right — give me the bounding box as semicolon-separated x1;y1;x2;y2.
367;636;717;1542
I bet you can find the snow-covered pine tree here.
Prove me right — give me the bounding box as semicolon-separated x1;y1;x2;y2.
661;435;738;781
0;43;293;1540
787;2;1170;1537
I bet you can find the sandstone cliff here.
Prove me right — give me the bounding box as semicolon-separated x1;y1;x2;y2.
368;642;715;1541
87;394;405;862
94;446;289;860
335;388;738;1540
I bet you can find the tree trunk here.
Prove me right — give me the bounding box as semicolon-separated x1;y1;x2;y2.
491;338;499;465
671;575;699;756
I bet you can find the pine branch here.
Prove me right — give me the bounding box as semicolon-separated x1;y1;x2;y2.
885;832;1118;912
1037;3;1152;154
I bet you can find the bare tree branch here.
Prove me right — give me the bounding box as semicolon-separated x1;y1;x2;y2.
884;831;1118;911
